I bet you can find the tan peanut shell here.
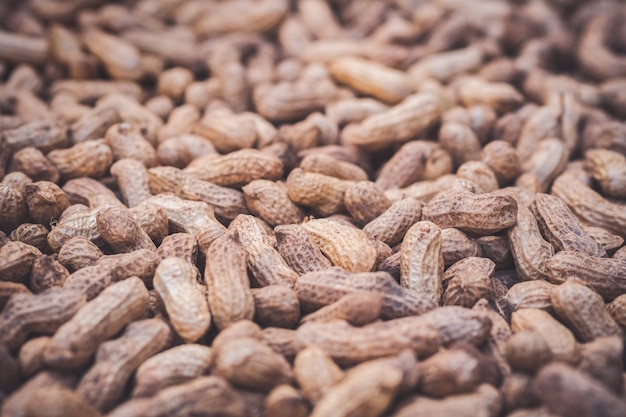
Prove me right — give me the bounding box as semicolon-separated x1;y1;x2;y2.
550;280;623;342
132;344;213;398
294;346;344;405
363;197;422;247
295;267;436;319
301;218;377;273
531;193;606;257
0;288;85;351
243;180;304;226
296;318;440;365
301;291;382;326
511;308;579;364
344;181;391;224
310;361;402;417
341;91;443;151
44;277;149;369
213;336;294;392
400;221;444;304
77;319;171;412
275;224;332;275
251;285;300;328
154;257;210;342
423;188;518;234
286;168;353;216
204;231;255;330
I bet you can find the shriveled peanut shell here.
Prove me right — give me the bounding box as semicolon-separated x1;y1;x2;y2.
0;241;41;283
400;221;443;304
154;257;210;342
23;181;70;225
29;255;69;293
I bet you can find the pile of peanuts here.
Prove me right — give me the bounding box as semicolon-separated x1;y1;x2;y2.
1;0;626;416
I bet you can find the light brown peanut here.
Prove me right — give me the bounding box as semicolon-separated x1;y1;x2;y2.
301;218;378;273
550;280;623;342
0;288;85;351
310;361;402;417
511;308;579;363
77;319;171;412
286;168;353;216
423;186;518;234
274;224;332;275
108;376;246;417
342;91;443;151
363;197;422;247
295;267;436;319
546;251;626;301
204;231;255;330
400;221;444;304
301;291;382;326
294;346;344;405
213;336;294;392
44;277;148;369
392;384;501;417
23;386;101;417
243;180;304;226
296;318;440;365
344;181;391;224
154;257;210;342
535;363;626;417
251;285;300;329
132;344;212;398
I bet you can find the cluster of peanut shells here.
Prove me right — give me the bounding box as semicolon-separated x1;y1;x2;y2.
1;1;626;417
